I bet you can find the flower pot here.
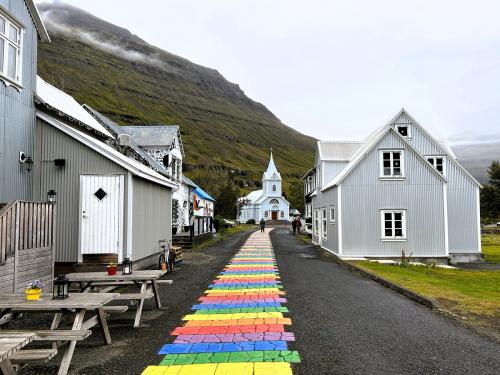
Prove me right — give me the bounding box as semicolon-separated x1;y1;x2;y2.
160;263;167;272
107;267;117;276
25;288;42;301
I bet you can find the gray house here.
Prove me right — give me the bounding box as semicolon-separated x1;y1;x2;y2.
308;109;482;262
0;0;54;293
34;77;177;271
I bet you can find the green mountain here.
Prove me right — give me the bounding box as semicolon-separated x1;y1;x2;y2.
36;2;315;197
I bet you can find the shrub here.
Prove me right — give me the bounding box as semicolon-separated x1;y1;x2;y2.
246;219;256;225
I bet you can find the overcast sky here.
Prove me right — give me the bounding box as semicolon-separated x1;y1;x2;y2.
37;0;500;143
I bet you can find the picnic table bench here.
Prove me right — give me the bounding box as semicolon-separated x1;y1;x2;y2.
0;293;118;375
66;270;170;328
0;332;37;374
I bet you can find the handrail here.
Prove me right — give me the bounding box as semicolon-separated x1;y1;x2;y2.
0;201;55;264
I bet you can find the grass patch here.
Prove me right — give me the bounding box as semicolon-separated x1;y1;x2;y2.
350;236;500;339
296;233;312;245
194;224;256;251
482;233;500;263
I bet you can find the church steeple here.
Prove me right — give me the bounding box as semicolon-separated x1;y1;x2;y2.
263;150;281;181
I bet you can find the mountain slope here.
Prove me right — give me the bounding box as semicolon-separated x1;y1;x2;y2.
36;2;316;191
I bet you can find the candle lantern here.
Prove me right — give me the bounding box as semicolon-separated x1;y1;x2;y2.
53;275;69;299
122;257;133;275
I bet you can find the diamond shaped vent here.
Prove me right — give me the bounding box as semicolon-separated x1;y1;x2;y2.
94;188;107;201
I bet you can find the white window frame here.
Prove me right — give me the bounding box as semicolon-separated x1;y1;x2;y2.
427;156;446;176
0;10;23;87
313;209;319;236
380;210;407;241
379;150;405;179
329;206;336;224
264;210;268;218
395;124;411;138
321;208;327;239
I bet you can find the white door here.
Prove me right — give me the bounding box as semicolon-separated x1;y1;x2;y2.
80;175;124;255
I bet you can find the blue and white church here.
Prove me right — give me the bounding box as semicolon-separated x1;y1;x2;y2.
238;152;290;222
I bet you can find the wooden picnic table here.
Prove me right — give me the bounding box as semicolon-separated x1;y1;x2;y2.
0;293;118;375
66;270;168;328
0;332;35;375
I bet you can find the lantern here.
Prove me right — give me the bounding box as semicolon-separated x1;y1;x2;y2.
122;257;133;275
53;275;69;299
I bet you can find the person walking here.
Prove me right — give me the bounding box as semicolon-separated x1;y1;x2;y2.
260;218;266;232
292;217;297;234
296;216;302;235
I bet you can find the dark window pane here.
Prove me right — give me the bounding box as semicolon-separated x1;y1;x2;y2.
393;152;400;160
384;213;392;221
395;221;402;229
428;158;434;164
398;127;408;136
385;229;392;237
395;229;403;236
393;168;401;176
394;212;402;221
383;153;391;160
385;221;392;230
94;188;107;201
383;168;391;176
394;160;400;167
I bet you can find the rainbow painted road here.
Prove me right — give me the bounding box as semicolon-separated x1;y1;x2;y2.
142;229;300;375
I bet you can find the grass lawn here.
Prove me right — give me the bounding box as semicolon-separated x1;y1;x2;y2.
482;233;500;263
350;234;500;339
194;224;256;251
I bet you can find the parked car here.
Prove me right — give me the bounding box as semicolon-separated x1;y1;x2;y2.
223;219;236;228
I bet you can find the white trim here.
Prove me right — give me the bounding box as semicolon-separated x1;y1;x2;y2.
395;124;411;139
427;155;447;176
77;176;84;263
321;208;327;240
24;0;51;42
37;111;178;189
125;172;133;262
338;184;343;255
329;205;336;224
476;187;481;253
443;183;449;256
379;149;405;178
320;245;340;257
380;209;407;240
0;9;23;87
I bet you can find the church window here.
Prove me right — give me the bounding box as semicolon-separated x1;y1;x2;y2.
264;211;268;218
280;211;284;218
272;185;276;192
270;199;279;205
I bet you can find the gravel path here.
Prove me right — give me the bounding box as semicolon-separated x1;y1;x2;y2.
271;228;500;375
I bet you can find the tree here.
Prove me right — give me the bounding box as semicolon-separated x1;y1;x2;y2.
286;180;304;213
481;160;500;223
212;175;239;219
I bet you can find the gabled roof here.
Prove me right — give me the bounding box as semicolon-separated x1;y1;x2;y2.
36;76;113;138
317;141;363;161
263;152;281;180
193;186;215;202
322;127;448;192
25;0;50;42
37;111;178;189
244;190;263;204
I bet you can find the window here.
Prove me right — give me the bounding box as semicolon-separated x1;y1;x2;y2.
380;151;404;178
313;209;319;236
272;185;276;192
280;211;284;218
264;210;268;218
321;209;327;239
427;156;445;175
396;125;411;138
0;12;22;85
329;206;336;223
381;210;406;240
270;199;279;205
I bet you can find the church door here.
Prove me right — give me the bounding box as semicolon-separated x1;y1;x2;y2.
271;211;278;220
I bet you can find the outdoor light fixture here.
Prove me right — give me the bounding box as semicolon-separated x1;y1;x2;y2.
122;257;133;275
53;274;70;299
19;152;34;172
47;190;57;203
54;159;66;167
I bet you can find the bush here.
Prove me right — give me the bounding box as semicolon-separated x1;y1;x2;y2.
246;219;256;225
213;217;223;232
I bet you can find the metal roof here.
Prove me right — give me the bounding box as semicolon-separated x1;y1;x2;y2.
25;0;50;42
317;141;363;161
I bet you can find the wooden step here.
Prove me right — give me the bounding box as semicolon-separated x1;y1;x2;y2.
10;349;57;364
2;330;91;342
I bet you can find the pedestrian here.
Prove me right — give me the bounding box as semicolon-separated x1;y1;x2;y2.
296;216;302;235
260;218;266;232
292;217;297;234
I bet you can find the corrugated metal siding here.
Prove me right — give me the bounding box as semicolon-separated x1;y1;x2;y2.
34;118;125;262
0;0;38;202
392;113;442;155
132;177;171;260
447;162;480;252
341;131;446;257
322;161;348;187
310;187;339;252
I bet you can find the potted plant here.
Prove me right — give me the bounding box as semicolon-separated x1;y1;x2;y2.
107;261;118;275
25;280;45;301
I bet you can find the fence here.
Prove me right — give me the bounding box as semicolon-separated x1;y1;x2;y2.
0;201;55;293
191;216;213;238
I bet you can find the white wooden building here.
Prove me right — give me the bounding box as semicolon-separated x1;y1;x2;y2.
239;152;290;222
